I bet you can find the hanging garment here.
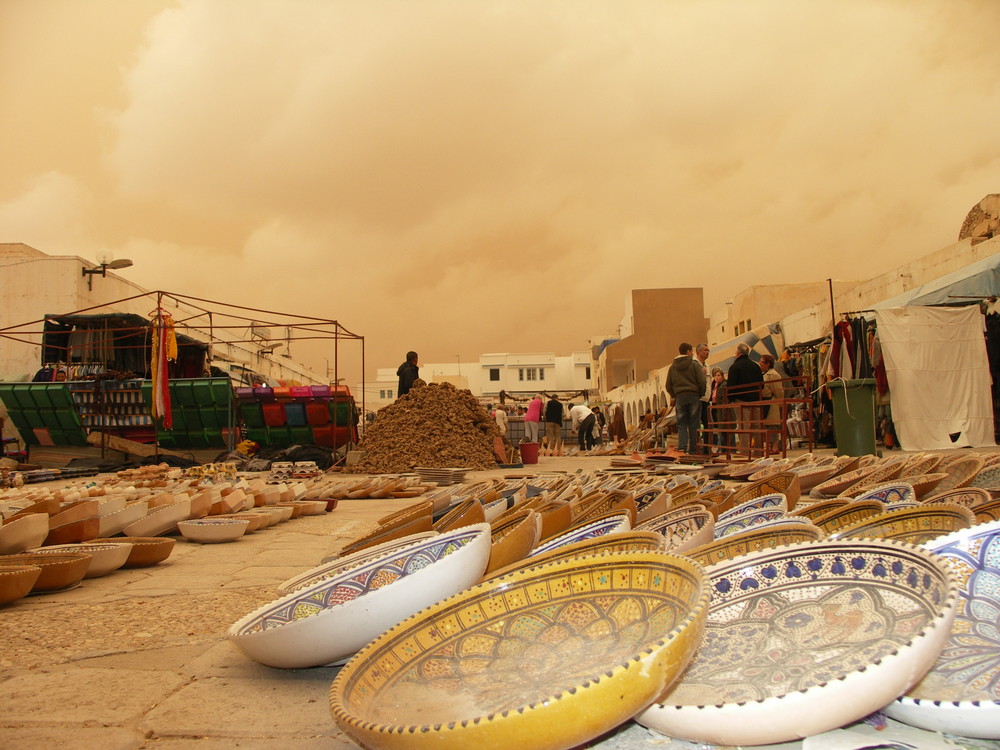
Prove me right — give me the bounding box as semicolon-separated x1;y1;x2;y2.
150;311;177;429
874;306;995;450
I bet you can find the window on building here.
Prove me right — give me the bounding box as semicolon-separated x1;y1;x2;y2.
518;368;524;381
526;368;537;381
747;318;752;330
585;366;591;379
538;368;544;381
489;368;500;381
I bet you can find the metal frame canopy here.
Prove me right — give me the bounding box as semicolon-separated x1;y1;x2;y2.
0;289;366;416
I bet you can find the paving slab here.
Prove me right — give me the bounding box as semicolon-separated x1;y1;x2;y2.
0;668;187;725
0;726;144;750
139;672;341;740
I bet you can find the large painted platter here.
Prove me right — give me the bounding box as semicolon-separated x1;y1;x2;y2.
636;539;958;746
884;519;1000;738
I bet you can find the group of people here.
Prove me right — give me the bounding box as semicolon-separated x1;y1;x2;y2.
667;341;785;455
492;394;625;455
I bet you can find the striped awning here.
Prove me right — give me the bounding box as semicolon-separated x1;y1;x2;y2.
707;323;784;374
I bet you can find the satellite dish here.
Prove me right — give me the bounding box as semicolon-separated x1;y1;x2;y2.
105;258;133;270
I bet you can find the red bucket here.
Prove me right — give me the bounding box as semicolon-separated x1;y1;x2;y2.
519;442;539;464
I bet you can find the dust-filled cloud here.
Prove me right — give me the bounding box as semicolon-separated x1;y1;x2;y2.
2;0;1000;383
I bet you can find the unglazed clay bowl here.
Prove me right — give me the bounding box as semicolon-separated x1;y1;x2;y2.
97;501;148;537
282;531;443;594
178;517;250;543
123;501;190;538
975;499;1000;523
831;503;976;545
810;465;879;498
106;536;176;567
923;486;991;510
685;522;825;568
340;514;435;558
34;542;133;577
483;530;667;582
906;472;949;499
486;510;541;575
849;482;916;505
432;498;486;533
0;565;42;606
883;520;1000;738
0;513;49;554
730;472;801;511
635;506;714;553
934;456;985;494
0;552;92;592
228;524;493;668
329;551;710;750
44;517;101;546
716;493;787;524
637;539;958;746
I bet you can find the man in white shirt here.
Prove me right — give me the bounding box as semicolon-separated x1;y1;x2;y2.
568;403;596;452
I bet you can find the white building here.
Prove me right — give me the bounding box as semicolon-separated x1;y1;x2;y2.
360;351;592;412
0;243;328;386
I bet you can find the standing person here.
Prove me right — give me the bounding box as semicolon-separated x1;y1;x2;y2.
608;404;628;444
524;394;543;444
694;344;711;452
543;395;564;455
569;402;596;452
591;405;606;445
396;351;419;397
493;404;508;438
709;366;730;451
666;343;707;454
759;354;785;453
726;343;764;452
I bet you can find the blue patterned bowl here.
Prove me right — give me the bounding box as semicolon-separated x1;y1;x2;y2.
528;513;631;558
716;493;787;524
637;539;958;746
713;508;789;538
850;482;916;505
228;523;492;668
885;519;1000;738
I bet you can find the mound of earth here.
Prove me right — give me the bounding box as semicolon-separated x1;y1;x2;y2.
355;382;501;473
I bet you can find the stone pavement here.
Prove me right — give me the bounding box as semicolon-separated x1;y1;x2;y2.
3;449;992;750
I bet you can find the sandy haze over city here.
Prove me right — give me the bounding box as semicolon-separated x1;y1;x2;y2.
2;0;999;388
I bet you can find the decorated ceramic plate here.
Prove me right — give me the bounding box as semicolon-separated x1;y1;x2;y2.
713;508;790;538
527;514;632;559
330;551;709;750
228;524;492;668
922;486;991;510
966;464;1000;491
849;482;916;505
831;503;975;545
685;523;824;568
884;520;1000;738
635;506;714;553
282;531;441;594
636;539;958;746
716;493;787;525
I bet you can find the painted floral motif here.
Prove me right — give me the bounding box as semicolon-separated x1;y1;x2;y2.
241;530;481;633
909;523;1000;702
663;542;951;707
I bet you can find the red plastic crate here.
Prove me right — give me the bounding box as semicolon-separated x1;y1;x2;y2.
262;402;286;426
305;402;330;426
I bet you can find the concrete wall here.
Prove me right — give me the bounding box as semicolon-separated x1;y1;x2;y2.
596;288;708;395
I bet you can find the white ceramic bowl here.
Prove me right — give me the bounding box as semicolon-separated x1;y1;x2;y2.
123;500;190;537
177;518;250;544
288;531;441;593
883;519;1000;738
0;513;50;554
528;513;631;558
98;501;149;537
31;542;133;577
228;523;493;668
636;539;958;746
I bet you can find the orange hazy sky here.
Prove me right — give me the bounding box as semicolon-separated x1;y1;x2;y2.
2;0;999;383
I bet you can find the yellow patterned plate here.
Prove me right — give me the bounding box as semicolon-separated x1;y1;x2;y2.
330;551;709;750
829;503;976;545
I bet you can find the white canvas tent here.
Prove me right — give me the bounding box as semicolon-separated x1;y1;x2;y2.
874;305;995;450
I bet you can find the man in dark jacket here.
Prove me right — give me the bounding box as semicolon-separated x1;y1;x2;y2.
396;351;419;397
726;343;764;452
666;343;707;454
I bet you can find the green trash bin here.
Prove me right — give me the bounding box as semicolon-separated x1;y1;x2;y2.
828;378;877;456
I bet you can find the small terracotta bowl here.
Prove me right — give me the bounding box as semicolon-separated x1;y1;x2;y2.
105;537;176;568
0;552;92;592
0;513;50;554
0;565;42;606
